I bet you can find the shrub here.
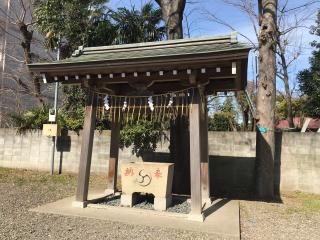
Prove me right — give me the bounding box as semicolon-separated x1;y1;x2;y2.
120;120;167;157
9;105;50;134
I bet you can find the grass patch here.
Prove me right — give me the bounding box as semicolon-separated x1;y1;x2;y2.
37;174;78;186
0;167;107;188
284;191;320;213
0;167;77;187
302;198;320;212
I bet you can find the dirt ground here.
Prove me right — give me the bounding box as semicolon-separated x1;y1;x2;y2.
1;168;319;240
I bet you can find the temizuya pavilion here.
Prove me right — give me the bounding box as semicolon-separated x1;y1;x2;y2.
28;32;251;221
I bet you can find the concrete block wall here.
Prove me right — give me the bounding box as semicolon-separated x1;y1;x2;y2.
208;132;256;196
0;128;319;195
207;131;320;195
0;128;168;174
279;133;320;194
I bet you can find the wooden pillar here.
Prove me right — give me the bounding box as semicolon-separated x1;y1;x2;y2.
106;108;121;194
200;99;210;204
188;88;204;221
74;90;97;207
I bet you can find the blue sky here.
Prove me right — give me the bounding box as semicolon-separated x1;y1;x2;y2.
109;0;319;93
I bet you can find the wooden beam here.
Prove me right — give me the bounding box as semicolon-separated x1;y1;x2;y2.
44;62;234;84
188;88;204;221
205;78;237;94
106;108;122;194
79;78;238;96
74;90;97;207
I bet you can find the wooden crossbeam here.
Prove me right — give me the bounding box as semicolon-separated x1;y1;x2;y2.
44;64;234;84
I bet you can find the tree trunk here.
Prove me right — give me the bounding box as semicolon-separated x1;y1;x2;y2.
255;0;277;199
156;0;189;194
155;0;186;39
228;118;237;131
18;22;43;104
242;108;249;131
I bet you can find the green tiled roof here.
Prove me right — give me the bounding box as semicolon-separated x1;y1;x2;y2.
29;32;251;68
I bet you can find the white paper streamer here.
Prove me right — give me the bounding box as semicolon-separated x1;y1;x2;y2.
104;95;110;110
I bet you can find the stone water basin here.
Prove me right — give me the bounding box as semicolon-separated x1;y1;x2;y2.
120;162;174;210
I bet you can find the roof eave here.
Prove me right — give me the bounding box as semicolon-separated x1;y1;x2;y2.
28;47;251;74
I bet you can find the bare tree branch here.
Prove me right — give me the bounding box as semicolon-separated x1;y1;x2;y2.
19;0;27;23
0;0;45;105
205;11;257;48
205;0;318;128
282;0;320;13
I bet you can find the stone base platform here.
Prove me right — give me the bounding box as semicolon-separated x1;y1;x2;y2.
30;190;240;239
120;193;172;211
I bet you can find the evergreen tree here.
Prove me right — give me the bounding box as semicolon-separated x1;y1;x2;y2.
34;0;107;57
297;11;320;117
32;1;165;131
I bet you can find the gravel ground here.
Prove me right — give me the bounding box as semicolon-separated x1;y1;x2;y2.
0;168;212;240
1;168;319;240
240;193;320;240
99;194;191;214
99;194;121;206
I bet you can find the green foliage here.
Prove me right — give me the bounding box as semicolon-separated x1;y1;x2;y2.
32;1;166;155
88;2;165;46
34;0;107;56
120;120;167;157
276;95;306;120
111;3;165;44
298;11;320;117
208;96;238;131
88;17;116;47
9;105;50;134
58;86;86;131
34;1;165;56
208;114;230;131
221;96;235;115
9;87;86;133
